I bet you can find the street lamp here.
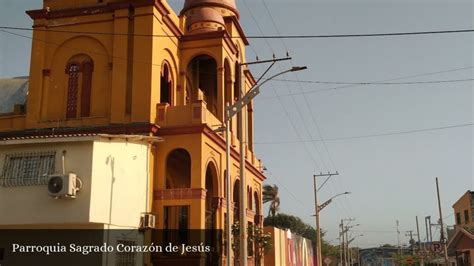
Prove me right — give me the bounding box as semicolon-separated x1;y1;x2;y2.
313;190;351;266
344;224;360;266
347;234;363;266
224;65;307;266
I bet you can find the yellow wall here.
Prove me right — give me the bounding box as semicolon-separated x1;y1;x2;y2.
1;0;265;237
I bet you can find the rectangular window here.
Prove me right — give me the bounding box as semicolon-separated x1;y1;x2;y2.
464;210;469;223
1;151;56;187
115;240;136;266
456;212;462;225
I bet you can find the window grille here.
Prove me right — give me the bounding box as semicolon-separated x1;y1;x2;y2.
66;63;80;119
115;240;136;266
0;151;56;187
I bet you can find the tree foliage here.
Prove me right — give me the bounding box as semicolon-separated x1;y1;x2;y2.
231;222;272;264
262;184;280;217
262;185;280;216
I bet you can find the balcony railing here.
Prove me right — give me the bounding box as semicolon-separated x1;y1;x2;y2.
155;100;263;172
155;100;221;128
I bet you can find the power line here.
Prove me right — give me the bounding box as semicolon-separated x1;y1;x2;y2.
241;0;352;219
254;122;474;144
251;0;354;216
265;169;308;210
2;28;472;89
271;78;474;85
257;66;474;100
241;0;352;217
1;26;473;39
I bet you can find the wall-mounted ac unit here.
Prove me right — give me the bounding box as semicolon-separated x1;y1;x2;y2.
47;173;82;199
140;213;156;229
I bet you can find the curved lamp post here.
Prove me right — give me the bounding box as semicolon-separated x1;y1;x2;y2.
313;191;351;266
348;234;363;266
223;65;307;266
343;224;360;266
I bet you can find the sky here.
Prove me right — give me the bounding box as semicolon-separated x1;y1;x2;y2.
1;0;473;248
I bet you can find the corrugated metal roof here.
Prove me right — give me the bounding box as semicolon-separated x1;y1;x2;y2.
0;76;28;114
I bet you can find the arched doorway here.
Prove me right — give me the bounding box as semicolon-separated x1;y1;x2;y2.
205;162;219;264
163;149;191;235
254;192;260;223
205;162;218;230
233;179;240;224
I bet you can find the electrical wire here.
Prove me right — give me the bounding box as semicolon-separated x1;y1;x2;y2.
264;169;308;212
1;26;473;39
255;0;353;216
271;78;474;85
254;122;474;144
257;66;474;101
240;0;352;217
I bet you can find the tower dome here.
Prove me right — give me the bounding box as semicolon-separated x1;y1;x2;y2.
185;7;226;34
181;0;239;19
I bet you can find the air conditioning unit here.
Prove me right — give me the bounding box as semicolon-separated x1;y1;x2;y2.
140;213;156;229
47;173;82;199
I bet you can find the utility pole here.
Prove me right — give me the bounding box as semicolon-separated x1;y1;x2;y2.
424;216;429;247
224;102;232;266
396;220;401;257
313;172;339;266
428;216;433;244
345;227;349;266
436;177;449;265
340;219;356;266
416;216;424;266
405;230;415;254
222;57;305;266
313;174;320;266
348;246;352;266
338;236;342;266
346;234;362;266
340;220;344;266
237;60;248;266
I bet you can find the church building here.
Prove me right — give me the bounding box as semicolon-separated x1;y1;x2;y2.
0;0;266;265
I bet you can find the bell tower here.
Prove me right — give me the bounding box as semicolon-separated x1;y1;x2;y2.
24;0;164;134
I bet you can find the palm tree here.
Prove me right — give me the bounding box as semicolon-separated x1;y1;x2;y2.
263;184;280;217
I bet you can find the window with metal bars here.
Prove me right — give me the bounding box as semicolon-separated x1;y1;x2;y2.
0;151;56;187
115;240;136;266
65;55;93;119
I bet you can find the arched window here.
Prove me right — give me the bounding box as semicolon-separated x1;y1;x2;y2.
66;63;80;119
165;149;191;189
248;186;253;210
234;61;242;140
233;179;240;222
187;55;218;116
65;55;93;119
160;62;173;105
233;61;240;101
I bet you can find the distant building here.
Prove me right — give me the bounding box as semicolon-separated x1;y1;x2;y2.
453;191;474;227
447;191;474;266
359;246;411;266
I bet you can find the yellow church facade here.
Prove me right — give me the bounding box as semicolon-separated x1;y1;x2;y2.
0;0;265;265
